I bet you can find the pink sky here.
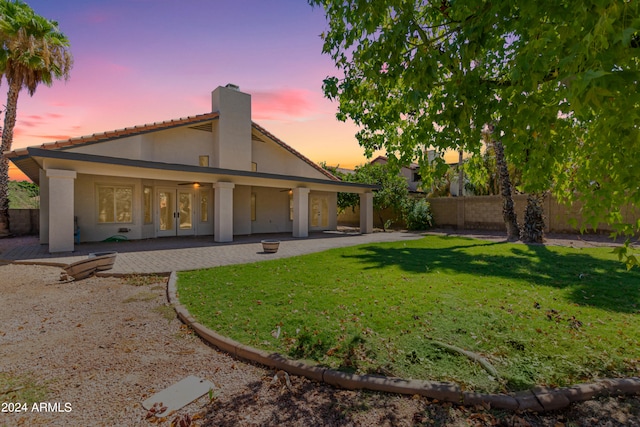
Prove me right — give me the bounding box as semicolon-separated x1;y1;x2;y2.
9;0;375;181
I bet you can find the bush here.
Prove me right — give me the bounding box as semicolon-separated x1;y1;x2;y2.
9;181;39;209
403;198;433;230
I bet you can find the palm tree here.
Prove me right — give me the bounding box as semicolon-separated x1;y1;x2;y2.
521;193;545;243
0;0;73;236
482;124;519;240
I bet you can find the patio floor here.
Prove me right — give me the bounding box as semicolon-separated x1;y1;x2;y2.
0;231;425;275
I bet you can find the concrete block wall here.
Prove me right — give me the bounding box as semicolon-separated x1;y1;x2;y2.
428;195;638;233
429;197;458;228
457;195;529;231
339;195;639;234
9;209;39;235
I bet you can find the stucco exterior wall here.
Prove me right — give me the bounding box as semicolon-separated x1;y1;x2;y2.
69;135;143;159
68;128;216;167
212;86;252;171
72;175;216;242
251;138;328;180
74;174;144;242
232;185;252;235
144;127;214;166
251;187;293;234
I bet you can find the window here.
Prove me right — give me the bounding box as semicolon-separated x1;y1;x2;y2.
251;193;256;221
412;171;422;182
289;191;293;221
143;186;153;224
311;195;328;227
251;162;257;172
200;190;209;222
199;155;209;167
98;185;133;223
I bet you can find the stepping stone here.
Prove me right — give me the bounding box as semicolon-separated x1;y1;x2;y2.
142;375;215;417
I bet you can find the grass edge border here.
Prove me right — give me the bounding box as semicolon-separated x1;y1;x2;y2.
168;271;640;412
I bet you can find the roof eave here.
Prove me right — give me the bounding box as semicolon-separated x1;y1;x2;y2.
22;148;379;191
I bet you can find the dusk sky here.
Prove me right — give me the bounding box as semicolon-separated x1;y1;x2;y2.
9;0;374;180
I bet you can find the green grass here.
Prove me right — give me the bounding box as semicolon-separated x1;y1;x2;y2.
177;236;640;393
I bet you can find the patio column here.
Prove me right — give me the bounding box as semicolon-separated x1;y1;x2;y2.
46;169;77;253
214;182;234;242
39;169;49;244
359;192;373;234
292;187;310;238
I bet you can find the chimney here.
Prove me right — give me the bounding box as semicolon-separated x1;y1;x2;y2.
211;85;252;170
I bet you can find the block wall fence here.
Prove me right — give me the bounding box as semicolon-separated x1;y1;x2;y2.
8;209;39;236
339;195;639;234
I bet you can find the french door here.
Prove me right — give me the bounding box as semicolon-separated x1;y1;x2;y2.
157;188;195;236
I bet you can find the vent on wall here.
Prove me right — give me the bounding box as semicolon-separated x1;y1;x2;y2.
190;122;213;132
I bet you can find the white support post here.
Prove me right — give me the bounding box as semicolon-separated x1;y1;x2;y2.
46;169;77;253
359;192;373;234
214;182;235;242
292;187;310;238
39;169;49;244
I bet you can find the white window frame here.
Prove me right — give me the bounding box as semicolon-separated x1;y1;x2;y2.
96;184;134;224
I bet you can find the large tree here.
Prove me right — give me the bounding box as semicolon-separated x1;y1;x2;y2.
310;0;640;257
0;0;72;236
323;162;409;230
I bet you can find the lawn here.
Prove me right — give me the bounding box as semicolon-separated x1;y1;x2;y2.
176;235;640;393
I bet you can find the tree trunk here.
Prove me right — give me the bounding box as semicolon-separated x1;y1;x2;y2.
493;139;519;240
457;149;464;197
377;211;386;232
0;155;8;237
521;193;545;243
0;81;21;237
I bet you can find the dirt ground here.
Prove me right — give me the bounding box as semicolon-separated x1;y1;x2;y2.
0;233;639;426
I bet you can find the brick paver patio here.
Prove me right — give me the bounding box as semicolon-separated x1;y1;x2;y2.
0;231;425;274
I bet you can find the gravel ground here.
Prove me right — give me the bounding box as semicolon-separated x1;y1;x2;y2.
1;241;639;426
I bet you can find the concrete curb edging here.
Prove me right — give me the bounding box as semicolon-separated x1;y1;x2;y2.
167;272;640;412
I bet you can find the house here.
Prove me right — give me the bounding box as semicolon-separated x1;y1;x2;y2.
371;152;472;197
370;155;423;193
6;85;376;252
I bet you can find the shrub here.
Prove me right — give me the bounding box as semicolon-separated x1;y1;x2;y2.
403;198;433;230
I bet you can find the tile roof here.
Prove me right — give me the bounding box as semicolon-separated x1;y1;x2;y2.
6;112;220;158
6;111;340;182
